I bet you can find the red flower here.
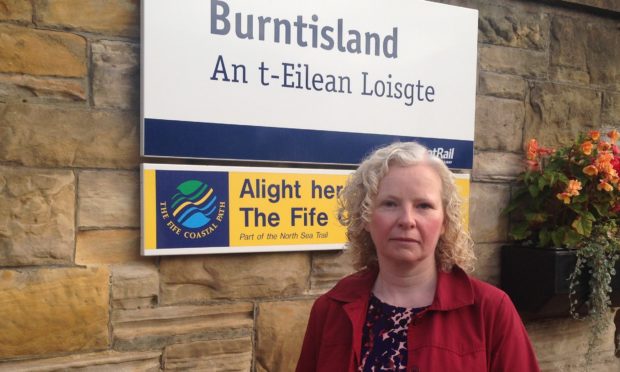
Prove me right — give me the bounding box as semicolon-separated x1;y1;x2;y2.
612;156;620;175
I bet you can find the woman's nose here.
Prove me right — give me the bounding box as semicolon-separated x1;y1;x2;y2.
397;206;416;228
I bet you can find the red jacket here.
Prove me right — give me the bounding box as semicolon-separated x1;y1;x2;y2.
296;267;540;372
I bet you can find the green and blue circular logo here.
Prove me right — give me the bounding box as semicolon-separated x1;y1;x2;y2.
157;171;229;248
170;180;218;229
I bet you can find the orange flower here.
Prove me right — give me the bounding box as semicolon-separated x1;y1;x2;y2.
556;192;572;204
608;129;619;143
598;141;611;152
583;164;599;176
566;179;582;196
589;130;601;141
595;152;614;173
597;179;613;192
526;139;538;160
581;141;593;155
600;163;614;175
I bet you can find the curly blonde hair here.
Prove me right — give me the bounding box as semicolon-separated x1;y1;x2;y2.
337;142;475;273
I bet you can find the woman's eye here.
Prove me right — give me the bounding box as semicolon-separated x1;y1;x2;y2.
418;202;433;209
381;200;397;207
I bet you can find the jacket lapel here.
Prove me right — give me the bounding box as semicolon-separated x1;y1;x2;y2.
327;268;377;367
429;266;475;311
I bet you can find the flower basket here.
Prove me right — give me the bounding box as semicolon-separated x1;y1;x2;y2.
501;245;620;320
503;130;620;362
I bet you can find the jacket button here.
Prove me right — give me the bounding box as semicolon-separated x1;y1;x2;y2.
412;366;420;372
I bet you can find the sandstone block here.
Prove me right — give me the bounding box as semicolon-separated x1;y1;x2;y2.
472;151;524;182
160;253;311;304
163;337;252;371
0;103;139;169
111;262;159;310
478;4;548;50
112;303;253;351
526;314;620;371
76;229;142;265
78;170;139;228
0;267;110;359
256;300;315;372
92;40;139;109
34;0;139;37
469;182;510;243
0;24;86;77
0;0;33;22
478;72;526;101
0;74;86;103
475;96;524;152
309;249;354;294
602;92;620;128
557;0;619;12
0;350;161;371
471;243;501;286
479;44;548;79
0;166;74;266
550;16;620;89
525;82;601;149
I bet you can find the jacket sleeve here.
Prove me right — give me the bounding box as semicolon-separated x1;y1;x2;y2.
489;293;540;372
296;298;322;372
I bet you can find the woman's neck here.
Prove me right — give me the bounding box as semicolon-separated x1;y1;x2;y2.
372;262;438;308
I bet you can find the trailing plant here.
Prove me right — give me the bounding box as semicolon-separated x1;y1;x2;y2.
504;130;620;365
568;221;620;366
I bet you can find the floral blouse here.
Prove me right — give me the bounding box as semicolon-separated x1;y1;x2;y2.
359;293;427;371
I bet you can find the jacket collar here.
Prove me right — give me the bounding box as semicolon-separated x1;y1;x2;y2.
326;265;474;311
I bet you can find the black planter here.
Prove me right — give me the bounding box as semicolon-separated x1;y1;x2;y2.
500;245;620;320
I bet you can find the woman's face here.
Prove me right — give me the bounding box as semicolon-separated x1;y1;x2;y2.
365;164;445;270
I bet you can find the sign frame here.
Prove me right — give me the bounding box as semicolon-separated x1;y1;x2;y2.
142;163;352;255
141;0;479;169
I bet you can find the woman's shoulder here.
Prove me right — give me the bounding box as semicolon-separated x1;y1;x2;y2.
465;274;512;309
323;268;377;301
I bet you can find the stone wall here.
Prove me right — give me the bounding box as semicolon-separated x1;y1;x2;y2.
0;0;618;371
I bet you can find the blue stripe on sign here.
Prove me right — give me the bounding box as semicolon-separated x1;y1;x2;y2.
143;118;473;169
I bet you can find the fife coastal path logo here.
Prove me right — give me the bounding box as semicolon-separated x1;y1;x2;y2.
160;179;227;240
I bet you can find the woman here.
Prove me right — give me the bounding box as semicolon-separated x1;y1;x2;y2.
296;142;540;371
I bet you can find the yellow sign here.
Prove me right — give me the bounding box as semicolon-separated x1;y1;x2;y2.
141;164;470;256
229;172;348;246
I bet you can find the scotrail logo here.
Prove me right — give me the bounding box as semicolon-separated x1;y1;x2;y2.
429;147;455;164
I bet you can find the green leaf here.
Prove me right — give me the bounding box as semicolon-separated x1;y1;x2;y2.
501;199;522;215
525;212;548;224
539;228;551;246
528;184;540;198
564;229;582;247
538;176;547;190
557;173;569;183
571;216;593;237
551;229;565;247
592;202;609;217
509;222;531;241
548;172;557;186
568;203;585;215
